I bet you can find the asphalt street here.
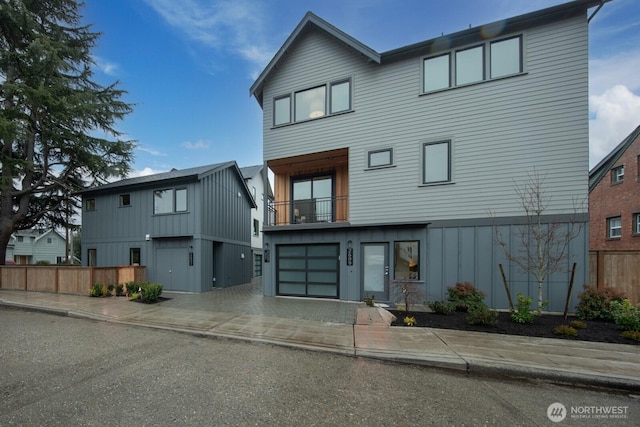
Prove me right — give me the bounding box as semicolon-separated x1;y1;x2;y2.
1;307;638;426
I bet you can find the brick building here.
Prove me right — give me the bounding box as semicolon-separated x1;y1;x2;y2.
589;125;640;250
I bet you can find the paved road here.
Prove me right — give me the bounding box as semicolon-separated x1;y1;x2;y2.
1;307;638;426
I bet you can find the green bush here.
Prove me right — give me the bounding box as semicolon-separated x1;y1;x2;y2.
569;320;587;329
447;282;485;312
115;283;124;296
466;302;498;325
510;294;537;324
576;285;626;321
428;300;454;314
140;283;163;302
553;324;578;337
89;283;103;297
609;299;640;331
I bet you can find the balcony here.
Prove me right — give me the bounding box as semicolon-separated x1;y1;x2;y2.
267;196;349;226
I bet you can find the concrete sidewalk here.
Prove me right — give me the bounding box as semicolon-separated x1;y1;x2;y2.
1;284;639;392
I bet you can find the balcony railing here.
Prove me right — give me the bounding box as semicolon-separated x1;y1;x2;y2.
267;196;348;226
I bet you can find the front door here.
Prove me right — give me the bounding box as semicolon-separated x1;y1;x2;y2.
362;243;389;301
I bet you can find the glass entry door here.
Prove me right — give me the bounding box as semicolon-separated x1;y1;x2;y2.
362;243;389;301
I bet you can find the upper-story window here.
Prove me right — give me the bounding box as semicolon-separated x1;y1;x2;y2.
154;188;187;214
368;148;393;168
612;166;624;183
423;35;522;93
274;79;351;126
634;213;640;235
119;194;131;207
86;198;96;211
423;140;451;184
608;216;621;238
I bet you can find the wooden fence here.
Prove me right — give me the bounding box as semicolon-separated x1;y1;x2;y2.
589;251;640;304
0;265;146;295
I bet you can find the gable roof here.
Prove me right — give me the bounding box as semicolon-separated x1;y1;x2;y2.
589;124;640;192
250;0;607;106
239;164;263;180
78;161;257;208
249;11;380;106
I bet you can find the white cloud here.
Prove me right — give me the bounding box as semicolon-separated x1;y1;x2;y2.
590;49;640;96
143;0;270;71
589;85;640;168
129;167;163;178
137;145;165;156
92;55;120;76
182;140;209;150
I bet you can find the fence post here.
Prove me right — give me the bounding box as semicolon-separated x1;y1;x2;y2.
596;250;604;289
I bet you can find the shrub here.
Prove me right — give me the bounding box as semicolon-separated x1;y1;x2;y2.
576;285;626;321
89;283;103;297
569;320;586;329
428;300;454;315
621;330;640;342
466;302;498;325
553;324;577;337
510;293;537;324
447;282;485;312
115;283;124;296
125;281;163;302
609;299;640;332
403;316;416;326
363;295;375;307
391;280;425;313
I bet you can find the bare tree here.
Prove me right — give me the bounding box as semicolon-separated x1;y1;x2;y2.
493;171;583;313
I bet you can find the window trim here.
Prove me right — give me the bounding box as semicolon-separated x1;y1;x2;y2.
394;240;420;281
422;53;451;92
119;194;131;207
422;34;524;94
130;248;141;265
634;213;640;235
253;219;260;237
367;148;394;169
153;188;188;215
273;78;352;127
612;165;624;183
607;216;622;239
422;140;452;185
85;198;96;211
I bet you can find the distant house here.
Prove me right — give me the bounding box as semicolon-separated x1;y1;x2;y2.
79;162;256;292
249;1;598;311
589;124;640;250
240;165;273;278
6;229;67;264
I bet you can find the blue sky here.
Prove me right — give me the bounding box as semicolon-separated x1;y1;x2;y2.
82;0;640;176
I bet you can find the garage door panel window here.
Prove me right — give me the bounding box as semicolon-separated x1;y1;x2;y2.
277;244;339;298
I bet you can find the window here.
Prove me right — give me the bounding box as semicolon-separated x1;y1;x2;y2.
423;141;451;184
330;80;350;113
253;219;260;236
422;35;523;93
368;148;393;168
295;86;326;121
17;236;23;242
423;54;450;92
491;36;522;78
254;253;262;277
456;45;484;85
274;95;291;126
88;249;97;267
130;248;141;265
612;166;624;183
47;238;52;244
394;241;419;280
154;188;187;214
251;186;257;201
86;199;96;211
634;213;640;235
119;194;131;207
292;175;333;223
608;217;621;238
274;79;351;126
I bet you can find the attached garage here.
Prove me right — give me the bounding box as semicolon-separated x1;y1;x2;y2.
276;244;339;298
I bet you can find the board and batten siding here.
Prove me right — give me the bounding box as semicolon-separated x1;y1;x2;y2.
262;15;589;224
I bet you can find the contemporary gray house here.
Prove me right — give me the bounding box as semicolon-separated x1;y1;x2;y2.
250;1;602;311
80;162;256;292
240;164;273;278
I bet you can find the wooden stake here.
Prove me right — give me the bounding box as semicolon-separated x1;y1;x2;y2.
499;263;514;310
564;262;577;319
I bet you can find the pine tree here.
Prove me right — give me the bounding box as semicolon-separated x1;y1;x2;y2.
0;0;134;264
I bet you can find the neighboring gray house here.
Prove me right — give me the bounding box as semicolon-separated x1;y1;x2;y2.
250;1;600;310
6;229;67;264
79;162;256;292
240;165;274;278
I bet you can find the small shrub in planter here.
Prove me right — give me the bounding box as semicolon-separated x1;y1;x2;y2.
510;294;537;324
553;324;578;337
403;316;416;326
363;295;375;307
427;300;454;314
466;302;498;325
621;330;640;342
576;285;626;321
115;283;125;296
569;320;587;329
447;282;485;312
140;283;163;302
609;299;640;332
89;283;103;297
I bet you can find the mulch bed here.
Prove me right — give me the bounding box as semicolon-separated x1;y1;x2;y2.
389;310;638;345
